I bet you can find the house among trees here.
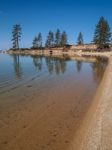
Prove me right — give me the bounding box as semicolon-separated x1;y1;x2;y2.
63;44;73;51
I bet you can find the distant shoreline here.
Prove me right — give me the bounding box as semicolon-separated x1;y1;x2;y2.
7;48;112;58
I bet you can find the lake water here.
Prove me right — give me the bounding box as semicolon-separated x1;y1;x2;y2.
0;54;107;150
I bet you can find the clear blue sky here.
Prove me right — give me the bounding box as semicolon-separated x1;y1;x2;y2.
0;0;112;49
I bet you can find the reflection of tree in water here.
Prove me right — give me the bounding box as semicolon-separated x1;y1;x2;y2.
12;55;23;79
60;59;66;73
55;59;66;74
76;60;83;73
45;57;54;74
91;57;108;84
32;56;43;71
45;57;67;74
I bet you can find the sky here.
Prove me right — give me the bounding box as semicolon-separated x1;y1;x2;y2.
0;0;112;49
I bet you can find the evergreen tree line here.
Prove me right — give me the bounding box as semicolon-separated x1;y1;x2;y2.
32;29;68;49
12;16;112;50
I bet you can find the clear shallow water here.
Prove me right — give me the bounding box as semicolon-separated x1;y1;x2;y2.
0;54;107;95
0;54;108;150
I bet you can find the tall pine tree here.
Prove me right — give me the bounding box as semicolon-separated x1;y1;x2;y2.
45;31;54;48
77;32;83;45
55;29;61;47
60;31;67;47
32;32;42;49
32;36;38;49
93;16;111;49
37;32;42;48
12;24;22;50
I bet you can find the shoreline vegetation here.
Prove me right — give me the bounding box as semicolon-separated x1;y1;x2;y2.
6;16;112;59
9;16;112;52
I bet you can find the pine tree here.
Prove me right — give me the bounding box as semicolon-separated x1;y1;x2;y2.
32;33;42;49
32;36;38;49
12;24;22;50
55;29;61;47
77;32;83;45
60;31;67;47
37;32;42;48
93;16;111;49
45;31;54;48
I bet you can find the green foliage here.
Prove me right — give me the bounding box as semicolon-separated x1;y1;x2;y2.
45;31;54;48
77;32;83;45
32;32;42;49
93;16;111;49
55;29;61;47
32;37;38;49
60;31;68;47
45;30;68;48
12;24;22;50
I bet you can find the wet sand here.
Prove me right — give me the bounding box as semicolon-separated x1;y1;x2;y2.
68;56;112;150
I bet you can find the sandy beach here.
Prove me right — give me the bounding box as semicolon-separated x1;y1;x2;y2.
1;51;112;150
67;56;112;150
